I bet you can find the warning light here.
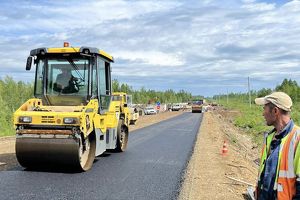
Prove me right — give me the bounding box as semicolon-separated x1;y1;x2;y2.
63;42;69;47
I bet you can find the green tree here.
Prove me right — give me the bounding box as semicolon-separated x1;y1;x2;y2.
0;76;33;136
112;79;120;92
275;78;300;102
257;88;272;98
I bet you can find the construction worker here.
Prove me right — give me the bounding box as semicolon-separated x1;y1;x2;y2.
255;92;300;200
56;68;72;89
54;68;79;93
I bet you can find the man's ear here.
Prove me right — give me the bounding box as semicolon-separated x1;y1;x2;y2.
274;107;279;115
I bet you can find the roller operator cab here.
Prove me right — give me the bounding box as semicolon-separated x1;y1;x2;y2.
14;43;129;171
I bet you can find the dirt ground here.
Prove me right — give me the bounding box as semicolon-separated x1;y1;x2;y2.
179;108;259;200
0;110;184;171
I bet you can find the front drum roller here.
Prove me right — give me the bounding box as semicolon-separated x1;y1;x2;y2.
15;133;96;171
115;119;129;152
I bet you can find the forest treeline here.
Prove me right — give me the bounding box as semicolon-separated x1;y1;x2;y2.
0;77;193;136
213;78;300;104
112;80;193;104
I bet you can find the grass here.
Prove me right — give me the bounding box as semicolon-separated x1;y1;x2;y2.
218;97;300;145
0;125;15;137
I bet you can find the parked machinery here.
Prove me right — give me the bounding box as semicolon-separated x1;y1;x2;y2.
112;92;139;125
192;100;204;113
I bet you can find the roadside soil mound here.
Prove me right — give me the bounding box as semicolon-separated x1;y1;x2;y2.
179;108;259;199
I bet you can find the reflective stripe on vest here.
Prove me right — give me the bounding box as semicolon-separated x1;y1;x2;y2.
275;126;299;200
278;170;296;179
277;183;283;192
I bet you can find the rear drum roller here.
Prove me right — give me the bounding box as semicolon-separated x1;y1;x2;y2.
115;119;128;152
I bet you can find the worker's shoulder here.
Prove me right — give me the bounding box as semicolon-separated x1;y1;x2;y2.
292;124;300;138
294;124;300;130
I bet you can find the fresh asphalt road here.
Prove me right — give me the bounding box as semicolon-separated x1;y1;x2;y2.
0;112;202;200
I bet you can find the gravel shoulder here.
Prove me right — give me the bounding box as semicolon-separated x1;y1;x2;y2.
179;108;259;200
0;110;184;171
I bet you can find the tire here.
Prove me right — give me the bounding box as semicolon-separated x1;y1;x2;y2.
78;133;96;171
115;119;128;152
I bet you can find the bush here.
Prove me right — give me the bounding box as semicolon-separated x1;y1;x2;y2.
0;76;33;136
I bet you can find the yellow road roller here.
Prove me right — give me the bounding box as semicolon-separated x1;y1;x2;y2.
112;92;139;125
14;43;129;171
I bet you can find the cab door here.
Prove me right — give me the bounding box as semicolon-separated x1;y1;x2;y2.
97;56;112;112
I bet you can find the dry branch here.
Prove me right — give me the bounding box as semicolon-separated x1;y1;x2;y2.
225;175;255;187
227;163;257;175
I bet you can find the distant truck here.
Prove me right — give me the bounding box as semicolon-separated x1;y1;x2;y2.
192;100;204;113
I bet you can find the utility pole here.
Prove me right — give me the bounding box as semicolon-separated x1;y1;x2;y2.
226;89;229;104
248;76;251;108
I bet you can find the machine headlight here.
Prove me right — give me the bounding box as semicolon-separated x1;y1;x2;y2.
19;116;32;123
63;117;78;124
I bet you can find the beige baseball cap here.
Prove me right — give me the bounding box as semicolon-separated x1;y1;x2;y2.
255;92;292;112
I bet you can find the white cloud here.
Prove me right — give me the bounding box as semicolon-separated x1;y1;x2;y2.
242;2;275;11
1;0;300;96
114;51;185;66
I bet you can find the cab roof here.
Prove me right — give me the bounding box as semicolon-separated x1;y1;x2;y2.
112;92;127;96
30;46;114;62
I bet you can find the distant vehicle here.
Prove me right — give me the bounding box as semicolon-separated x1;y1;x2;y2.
171;104;181;111
192;100;204;113
144;107;157;115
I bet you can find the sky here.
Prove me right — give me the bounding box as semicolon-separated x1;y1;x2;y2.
0;0;299;97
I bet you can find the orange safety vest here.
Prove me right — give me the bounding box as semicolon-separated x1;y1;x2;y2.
258;125;300;200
